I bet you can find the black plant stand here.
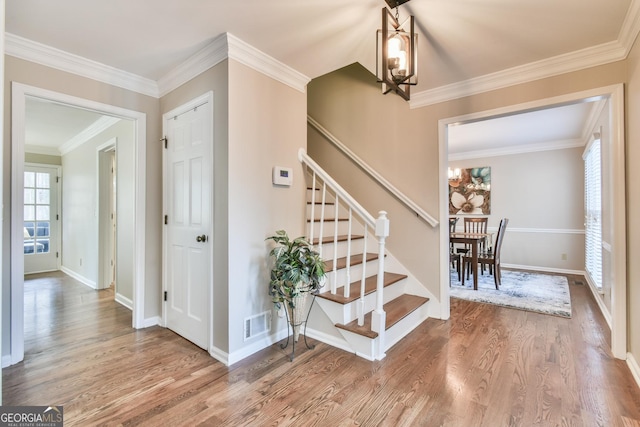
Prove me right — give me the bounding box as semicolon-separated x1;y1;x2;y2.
280;294;316;361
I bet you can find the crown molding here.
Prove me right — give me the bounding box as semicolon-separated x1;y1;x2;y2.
411;0;640;108
59;116;121;155
5;33;160;98
157;34;228;97
449;138;584;161
410;41;627;109
226;33;310;93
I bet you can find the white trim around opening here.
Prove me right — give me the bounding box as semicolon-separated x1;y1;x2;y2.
8;82;147;367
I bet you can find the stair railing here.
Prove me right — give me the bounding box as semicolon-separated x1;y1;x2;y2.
299;149;389;345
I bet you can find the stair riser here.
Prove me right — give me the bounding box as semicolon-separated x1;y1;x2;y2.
315;240;368;259
323;260;381;287
309;221;360;238
384;301;430;352
315;279;406;324
334;328;379;361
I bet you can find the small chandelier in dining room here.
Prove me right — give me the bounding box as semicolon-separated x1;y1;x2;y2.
376;0;418;101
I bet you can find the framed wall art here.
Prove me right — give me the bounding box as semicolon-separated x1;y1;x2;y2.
448;166;491;215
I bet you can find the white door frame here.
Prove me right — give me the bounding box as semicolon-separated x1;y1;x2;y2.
438;84;627;359
161;91;214;353
97;138;117;291
9;82;147;366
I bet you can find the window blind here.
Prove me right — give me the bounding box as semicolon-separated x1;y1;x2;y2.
584;137;602;289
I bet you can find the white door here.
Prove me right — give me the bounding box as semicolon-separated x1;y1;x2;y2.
24;165;60;274
164;96;212;350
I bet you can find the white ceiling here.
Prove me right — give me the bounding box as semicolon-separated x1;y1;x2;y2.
8;0;634;154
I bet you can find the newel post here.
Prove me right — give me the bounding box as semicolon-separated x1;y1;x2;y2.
372;211;389;359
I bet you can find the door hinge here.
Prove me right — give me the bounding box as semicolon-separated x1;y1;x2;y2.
56;214;59;220
56;252;59;258
164;291;168;302
161;137;168;149
164;215;168;225
56;176;60;183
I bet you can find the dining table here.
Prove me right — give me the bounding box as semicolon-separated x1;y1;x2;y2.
449;232;492;290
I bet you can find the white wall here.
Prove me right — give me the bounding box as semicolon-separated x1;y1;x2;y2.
61;120;136;302
449;147;585;272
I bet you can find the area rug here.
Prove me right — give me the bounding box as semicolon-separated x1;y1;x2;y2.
449;269;572;318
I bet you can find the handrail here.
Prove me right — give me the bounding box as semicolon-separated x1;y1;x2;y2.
307;116;439;228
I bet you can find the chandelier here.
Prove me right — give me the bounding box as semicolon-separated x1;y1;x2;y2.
376;0;418;101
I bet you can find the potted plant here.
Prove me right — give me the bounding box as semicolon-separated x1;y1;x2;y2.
266;229;326;342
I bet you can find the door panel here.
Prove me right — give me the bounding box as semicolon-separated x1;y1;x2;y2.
164;100;211;350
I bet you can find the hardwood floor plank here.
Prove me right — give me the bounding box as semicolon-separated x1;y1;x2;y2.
4;270;640;426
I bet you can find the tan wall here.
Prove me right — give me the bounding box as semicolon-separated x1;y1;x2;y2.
626;35;640;367
3;56;162;357
308;61;626;311
227;60;307;354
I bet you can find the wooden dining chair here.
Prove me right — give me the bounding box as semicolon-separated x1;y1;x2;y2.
462;218;509;289
449;217;461;281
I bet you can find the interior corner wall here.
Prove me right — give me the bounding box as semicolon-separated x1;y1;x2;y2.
227;60;307;356
449;147;585;272
625;35;640;369
160;60;231;354
308;61;626;311
3;55;163;359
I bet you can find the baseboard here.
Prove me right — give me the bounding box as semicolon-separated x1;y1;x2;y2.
501;263;584;275
305;327;354;355
60;266;97;289
582;271;612;328
115;293;133;310
212;328;290;367
142;316;161;328
627;352;640;390
2;354;12;368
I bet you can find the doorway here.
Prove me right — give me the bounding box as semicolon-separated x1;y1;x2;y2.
98;140;117;291
23;164;61;274
9;82;147;366
438;84;626;359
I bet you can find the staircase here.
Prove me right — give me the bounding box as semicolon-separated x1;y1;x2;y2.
300;149;431;361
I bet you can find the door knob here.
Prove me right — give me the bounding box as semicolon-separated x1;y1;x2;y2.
196;234;208;242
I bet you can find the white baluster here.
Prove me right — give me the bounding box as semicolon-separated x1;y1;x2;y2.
358;225;368;326
344;208;352;298
309;172;316;246
371;211;389;359
332;194;339;293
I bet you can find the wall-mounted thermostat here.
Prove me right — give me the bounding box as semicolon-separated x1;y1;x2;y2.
272;166;293;186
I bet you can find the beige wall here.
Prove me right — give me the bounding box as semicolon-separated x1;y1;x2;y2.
626;34;640;367
3;56;162;358
227;60;307;354
450;147;585;272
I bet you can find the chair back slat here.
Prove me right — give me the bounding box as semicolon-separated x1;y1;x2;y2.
493;218;509;262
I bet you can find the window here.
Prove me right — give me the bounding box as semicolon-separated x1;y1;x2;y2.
584;134;602;289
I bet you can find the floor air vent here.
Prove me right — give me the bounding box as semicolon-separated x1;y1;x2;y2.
244;311;271;341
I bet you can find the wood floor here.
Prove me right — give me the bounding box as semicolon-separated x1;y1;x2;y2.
4;271;640;426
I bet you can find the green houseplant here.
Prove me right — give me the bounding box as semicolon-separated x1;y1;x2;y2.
266;230;326;341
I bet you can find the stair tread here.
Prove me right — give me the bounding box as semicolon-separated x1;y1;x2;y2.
312;234;363;245
324;252;380;272
317;271;407;304
336;294;430;339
